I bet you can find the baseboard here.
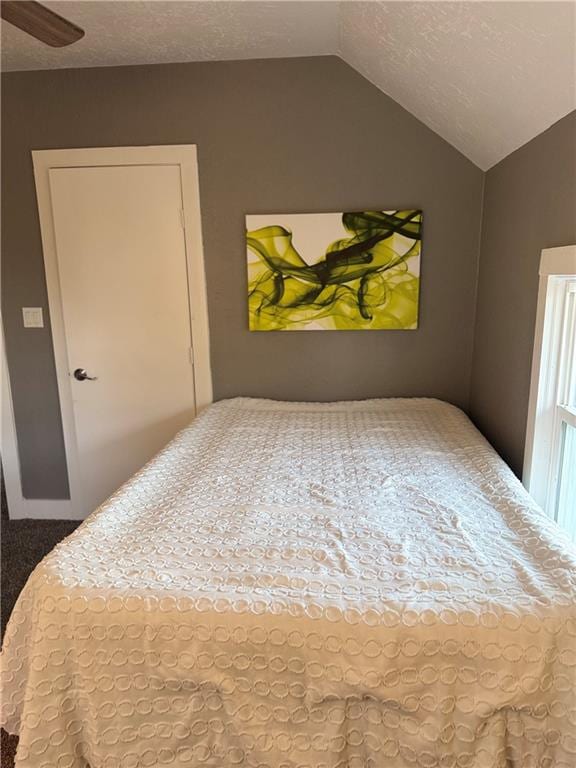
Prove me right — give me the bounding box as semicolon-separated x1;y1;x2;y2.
5;496;82;520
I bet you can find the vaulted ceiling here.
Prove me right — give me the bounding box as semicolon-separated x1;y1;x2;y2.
2;1;575;169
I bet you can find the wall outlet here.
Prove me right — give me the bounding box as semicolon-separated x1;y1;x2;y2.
22;307;44;328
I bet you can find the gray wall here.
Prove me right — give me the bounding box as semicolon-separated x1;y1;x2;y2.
470;111;576;476
1;56;484;499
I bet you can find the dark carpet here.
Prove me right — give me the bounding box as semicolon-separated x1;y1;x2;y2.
1;474;81;767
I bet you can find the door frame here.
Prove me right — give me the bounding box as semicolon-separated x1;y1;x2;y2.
32;145;213;518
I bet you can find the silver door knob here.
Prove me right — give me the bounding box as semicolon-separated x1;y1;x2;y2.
73;368;98;381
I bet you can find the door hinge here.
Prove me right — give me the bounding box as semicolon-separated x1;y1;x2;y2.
179;209;186;230
188;347;195;367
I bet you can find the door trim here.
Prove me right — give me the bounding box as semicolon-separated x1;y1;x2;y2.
32;145;213;519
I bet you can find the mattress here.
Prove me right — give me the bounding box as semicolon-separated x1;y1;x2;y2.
1;397;575;768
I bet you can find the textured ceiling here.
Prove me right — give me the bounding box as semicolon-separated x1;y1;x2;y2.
2;1;575;169
340;2;576;170
0;2;339;68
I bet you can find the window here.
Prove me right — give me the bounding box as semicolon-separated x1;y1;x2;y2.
524;246;576;541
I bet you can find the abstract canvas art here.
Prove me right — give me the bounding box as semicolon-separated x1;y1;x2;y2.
246;210;422;331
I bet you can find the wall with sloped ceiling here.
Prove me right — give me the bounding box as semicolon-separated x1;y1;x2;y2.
1;56;483;499
470;111;576;476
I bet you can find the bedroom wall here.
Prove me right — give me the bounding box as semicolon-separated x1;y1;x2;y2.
470;111;576;477
1;56;484;499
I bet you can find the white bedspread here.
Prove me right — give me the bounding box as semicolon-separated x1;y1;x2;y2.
2;398;575;768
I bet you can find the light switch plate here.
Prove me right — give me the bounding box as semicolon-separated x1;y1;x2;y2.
22;307;44;328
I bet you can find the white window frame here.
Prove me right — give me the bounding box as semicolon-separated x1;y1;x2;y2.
524;245;576;516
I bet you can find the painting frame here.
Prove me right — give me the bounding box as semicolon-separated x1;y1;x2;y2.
246;209;422;331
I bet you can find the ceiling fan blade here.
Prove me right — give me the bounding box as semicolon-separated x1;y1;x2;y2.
1;1;84;47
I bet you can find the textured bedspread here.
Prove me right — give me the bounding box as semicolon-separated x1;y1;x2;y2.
2;398;575;768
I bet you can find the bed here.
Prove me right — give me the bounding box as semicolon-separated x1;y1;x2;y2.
2;397;575;768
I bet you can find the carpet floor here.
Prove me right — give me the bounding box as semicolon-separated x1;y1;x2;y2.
1;475;81;767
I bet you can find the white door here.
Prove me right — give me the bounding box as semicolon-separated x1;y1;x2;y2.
49;164;196;516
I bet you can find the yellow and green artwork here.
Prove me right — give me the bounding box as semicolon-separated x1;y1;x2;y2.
246;210;422;331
